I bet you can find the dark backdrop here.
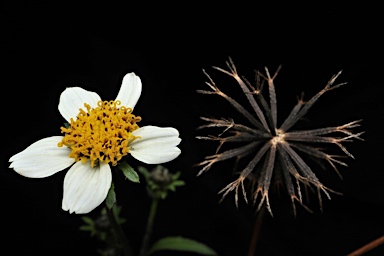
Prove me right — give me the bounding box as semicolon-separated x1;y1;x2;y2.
1;2;383;256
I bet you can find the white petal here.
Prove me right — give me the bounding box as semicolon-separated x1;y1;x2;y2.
115;72;142;110
130;126;181;164
62;162;112;214
9;136;74;178
58;87;101;122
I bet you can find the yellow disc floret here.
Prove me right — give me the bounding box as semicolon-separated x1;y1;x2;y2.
58;100;141;167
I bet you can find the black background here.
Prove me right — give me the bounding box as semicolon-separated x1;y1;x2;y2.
1;2;383;256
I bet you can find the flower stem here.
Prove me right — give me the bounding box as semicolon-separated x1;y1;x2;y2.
106;206;133;256
247;206;266;256
347;235;384;256
139;197;160;256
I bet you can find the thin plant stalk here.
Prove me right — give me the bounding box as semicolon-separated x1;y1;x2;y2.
347;235;384;256
106;206;133;256
139;197;160;256
247;206;266;256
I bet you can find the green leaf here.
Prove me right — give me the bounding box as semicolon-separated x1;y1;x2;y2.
79;225;93;231
160;191;167;199
172;180;185;187
137;166;150;179
112;205;126;225
81;216;94;225
118;162;140;183
172;171;182;180
105;183;116;209
148;236;218;255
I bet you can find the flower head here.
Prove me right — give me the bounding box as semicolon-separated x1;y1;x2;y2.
9;73;181;214
197;58;363;215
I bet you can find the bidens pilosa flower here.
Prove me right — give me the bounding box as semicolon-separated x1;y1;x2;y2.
9;73;181;214
197;58;363;216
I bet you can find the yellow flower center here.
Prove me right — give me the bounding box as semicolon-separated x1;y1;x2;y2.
58;100;141;167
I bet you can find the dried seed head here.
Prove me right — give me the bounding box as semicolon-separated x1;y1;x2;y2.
197;57;363;215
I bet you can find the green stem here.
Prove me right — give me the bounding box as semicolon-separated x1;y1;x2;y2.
139;197;160;256
106;207;133;256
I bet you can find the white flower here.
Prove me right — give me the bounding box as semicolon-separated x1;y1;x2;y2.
9;73;181;214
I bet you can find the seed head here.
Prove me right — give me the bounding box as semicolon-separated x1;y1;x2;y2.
197;58;363;216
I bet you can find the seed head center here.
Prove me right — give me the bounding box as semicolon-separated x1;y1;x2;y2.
58;100;141;167
271;130;286;146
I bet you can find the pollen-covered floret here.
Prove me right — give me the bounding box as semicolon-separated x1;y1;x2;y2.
58;100;142;167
